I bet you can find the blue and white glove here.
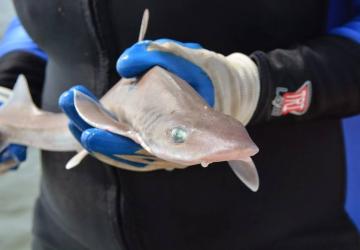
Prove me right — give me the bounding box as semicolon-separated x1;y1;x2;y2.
59;39;260;168
0;17;47;173
59;86;150;168
117;39;260;125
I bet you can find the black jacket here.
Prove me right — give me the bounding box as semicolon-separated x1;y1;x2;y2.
1;0;360;249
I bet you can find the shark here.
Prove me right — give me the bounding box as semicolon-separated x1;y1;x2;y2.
0;10;260;191
0;66;260;191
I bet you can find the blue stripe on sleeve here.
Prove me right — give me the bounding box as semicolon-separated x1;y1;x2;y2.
328;0;360;43
0;17;47;60
327;0;360;231
331;16;360;43
342;117;360;230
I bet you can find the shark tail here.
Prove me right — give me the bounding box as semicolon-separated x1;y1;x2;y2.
0;75;40;151
0;74;39;116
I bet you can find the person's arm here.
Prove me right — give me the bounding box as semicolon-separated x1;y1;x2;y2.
250;0;360;124
0;17;47;173
0;17;47;106
60;1;360;165
116;1;360;126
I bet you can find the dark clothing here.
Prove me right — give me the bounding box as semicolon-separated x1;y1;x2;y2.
2;0;360;249
0;51;45;106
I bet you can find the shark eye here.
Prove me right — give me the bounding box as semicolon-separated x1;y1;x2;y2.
170;127;188;144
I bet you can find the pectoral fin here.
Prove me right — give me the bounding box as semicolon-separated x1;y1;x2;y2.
228;158;259;192
74;90;130;136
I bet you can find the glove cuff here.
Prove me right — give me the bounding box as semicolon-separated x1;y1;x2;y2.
210;52;260;125
147;41;260;124
224;53;260;125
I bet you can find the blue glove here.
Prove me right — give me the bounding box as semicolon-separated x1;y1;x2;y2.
58;40;214;168
0;144;27;172
59;86;148;168
116;39;215;106
59;39;259;167
0;17;47;60
117;39;260;125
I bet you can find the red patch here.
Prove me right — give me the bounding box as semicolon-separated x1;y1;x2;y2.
271;81;312;117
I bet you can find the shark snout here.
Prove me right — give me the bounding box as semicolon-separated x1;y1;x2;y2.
202;143;259;164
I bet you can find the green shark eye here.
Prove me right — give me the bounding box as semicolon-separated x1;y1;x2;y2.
170;127;188;144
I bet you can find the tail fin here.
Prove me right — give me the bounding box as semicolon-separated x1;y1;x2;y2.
0;74;39;117
0;75;39;150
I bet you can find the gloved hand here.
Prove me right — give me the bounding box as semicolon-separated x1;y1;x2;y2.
0;17;46;173
59;38;260;168
117;39;260;125
59;86;154;168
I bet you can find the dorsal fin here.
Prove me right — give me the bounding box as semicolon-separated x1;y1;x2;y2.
138;9;149;42
0;74;39;115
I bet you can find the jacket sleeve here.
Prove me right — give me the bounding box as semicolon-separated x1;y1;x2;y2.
0;17;46;106
249;0;360;124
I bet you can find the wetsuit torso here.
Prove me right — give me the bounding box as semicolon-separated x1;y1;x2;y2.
10;0;360;249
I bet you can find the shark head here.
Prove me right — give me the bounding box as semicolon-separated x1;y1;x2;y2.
140;107;260;191
73;67;260;191
146;109;258;166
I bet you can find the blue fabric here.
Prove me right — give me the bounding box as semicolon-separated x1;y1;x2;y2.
342;117;360;230
117;39;215;106
0;144;27;171
58;86;143;166
0;17;47;60
327;0;360;230
328;0;360;43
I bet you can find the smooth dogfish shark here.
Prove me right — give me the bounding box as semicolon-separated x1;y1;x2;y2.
0;66;260;191
0;10;260;191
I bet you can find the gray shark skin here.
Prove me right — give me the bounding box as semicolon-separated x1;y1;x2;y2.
0;75;80;152
0;67;260;191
